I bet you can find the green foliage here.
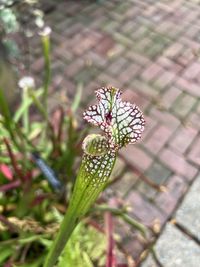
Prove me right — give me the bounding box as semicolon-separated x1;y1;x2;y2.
0;8;18;33
0;246;13;265
0;29;87;266
0;5;19;58
0;0;44;59
58;222;106;267
0;79;85;265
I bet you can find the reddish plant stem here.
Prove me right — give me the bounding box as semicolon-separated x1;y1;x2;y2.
31;193;51;207
3;138;24;181
3;261;13;267
23;170;33;184
87;219;105;234
48;122;58;155
57;107;64;145
105;212;116;267
0;179;21;192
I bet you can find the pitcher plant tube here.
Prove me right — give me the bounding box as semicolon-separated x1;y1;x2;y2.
44;87;145;267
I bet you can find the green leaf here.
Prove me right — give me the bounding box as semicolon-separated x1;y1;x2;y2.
14;256;44;267
0;87;12;123
0;87;19;147
0;8;19;33
41;30;51;111
58;222;106;267
14;89;43;123
0;245;13;264
72;83;82;112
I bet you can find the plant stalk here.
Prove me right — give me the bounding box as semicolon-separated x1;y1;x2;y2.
41;33;51;112
44;151;116;267
93;205;147;238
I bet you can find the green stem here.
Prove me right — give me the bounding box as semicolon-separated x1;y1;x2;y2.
40;32;51;145
0;88;21;150
44;151;116;267
28;89;48;121
22;88;29;134
43;183;93;267
41;34;51;113
93;205;147;238
44;205;79;267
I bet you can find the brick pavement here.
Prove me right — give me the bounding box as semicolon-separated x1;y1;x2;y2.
23;0;200;265
141;174;200;267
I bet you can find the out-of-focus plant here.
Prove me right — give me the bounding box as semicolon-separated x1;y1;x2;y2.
0;26;86;266
0;0;46;108
0;5;19;57
0;6;18;33
0;0;45;73
58;221;106;267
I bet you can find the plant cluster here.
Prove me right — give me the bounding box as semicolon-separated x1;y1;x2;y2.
0;20;153;267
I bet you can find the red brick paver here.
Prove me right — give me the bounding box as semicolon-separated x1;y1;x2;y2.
160;148;198;181
155;175;187;215
188;136;200;166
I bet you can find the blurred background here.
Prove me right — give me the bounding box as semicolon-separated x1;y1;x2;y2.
0;0;200;266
